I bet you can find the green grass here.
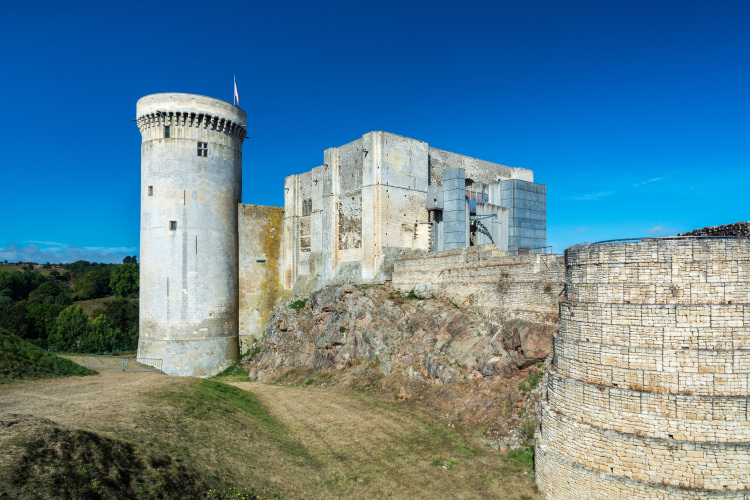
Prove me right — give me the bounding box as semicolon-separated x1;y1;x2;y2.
507;448;534;472
158;379;309;460
288;298;308;311
0;327;96;383
518;367;544;394
212;344;261;382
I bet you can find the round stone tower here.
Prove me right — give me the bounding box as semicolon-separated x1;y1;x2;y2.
136;93;246;376
537;237;750;498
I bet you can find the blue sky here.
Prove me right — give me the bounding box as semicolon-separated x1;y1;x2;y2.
1;0;748;262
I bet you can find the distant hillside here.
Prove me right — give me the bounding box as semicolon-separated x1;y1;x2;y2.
0;328;96;383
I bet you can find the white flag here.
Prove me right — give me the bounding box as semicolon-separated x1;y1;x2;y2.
234;80;239;105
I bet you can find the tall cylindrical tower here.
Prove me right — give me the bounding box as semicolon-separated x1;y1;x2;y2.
136;93;246;376
537;237;750;498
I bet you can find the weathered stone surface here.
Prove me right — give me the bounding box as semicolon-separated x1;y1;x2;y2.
136;93;246;377
501;318;555;367
413;281;437;299
246;284;553;383
392;246;564;325
238;204;285;351
537;238;750;499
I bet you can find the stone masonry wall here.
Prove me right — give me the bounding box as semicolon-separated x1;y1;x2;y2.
238;204;285;351
392;245;563;324
536;238;750;498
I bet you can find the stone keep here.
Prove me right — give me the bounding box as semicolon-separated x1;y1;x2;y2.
136;93;246;376
536;238;750;498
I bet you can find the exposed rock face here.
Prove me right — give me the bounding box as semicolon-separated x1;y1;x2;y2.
679;221;750;237
502;319;556;369
246;284;555;383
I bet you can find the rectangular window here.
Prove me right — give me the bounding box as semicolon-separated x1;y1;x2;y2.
197;142;208;157
164;126;170;139
302;198;312;216
169;221;177;231
148;186;153;196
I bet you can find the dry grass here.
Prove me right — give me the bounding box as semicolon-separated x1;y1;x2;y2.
0;360;539;499
222;381;540;499
74;295;121;318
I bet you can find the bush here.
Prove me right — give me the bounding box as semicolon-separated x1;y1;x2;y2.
288;299;308;311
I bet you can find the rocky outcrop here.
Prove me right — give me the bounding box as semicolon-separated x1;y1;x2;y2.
679;221;750;237
246;284;555;383
502;318;556;369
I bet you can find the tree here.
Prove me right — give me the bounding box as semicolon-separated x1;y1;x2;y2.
88;314;130;352
49;306;89;351
74;269;111;300
99;298;139;345
28;281;65;305
110;264;139;298
123;256;138;264
25;301;65;342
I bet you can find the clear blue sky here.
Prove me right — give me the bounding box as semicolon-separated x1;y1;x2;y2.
1;0;748;263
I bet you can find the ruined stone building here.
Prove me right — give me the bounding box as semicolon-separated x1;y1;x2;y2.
135;93;547;376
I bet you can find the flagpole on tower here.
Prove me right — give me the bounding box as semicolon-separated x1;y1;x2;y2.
233;75;239;106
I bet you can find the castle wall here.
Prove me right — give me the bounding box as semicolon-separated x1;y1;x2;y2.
136;93;245;376
361;132;431;281
442;168;468;250
536;238;750;498
428;147;533;185
238;204;284;351
501;179;546;251
392;245;563;323
280;131;543;294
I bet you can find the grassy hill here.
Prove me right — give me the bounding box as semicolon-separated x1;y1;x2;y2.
0;327;96;383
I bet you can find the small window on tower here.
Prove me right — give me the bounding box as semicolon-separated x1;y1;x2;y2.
148;186;153;196
197;142;208;157
164;126;170;139
169;221;177;231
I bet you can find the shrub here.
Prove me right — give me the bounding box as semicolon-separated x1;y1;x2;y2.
288;299;308;311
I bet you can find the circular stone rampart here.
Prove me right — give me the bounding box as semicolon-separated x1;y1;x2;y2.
536;238;750;498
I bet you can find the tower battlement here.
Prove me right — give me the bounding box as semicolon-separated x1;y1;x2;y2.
136;93;246;141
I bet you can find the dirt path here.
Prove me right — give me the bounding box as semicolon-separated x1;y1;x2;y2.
231;382;539;499
232;381;427;485
0;358;187;435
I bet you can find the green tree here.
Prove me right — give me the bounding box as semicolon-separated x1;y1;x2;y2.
99;298;139;347
123;255;138;264
0;268;46;302
28;281;64;304
0;301;32;338
88;314;130;352
74;269;111;300
49;306;89;351
25;301;65;342
110;264;139;298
